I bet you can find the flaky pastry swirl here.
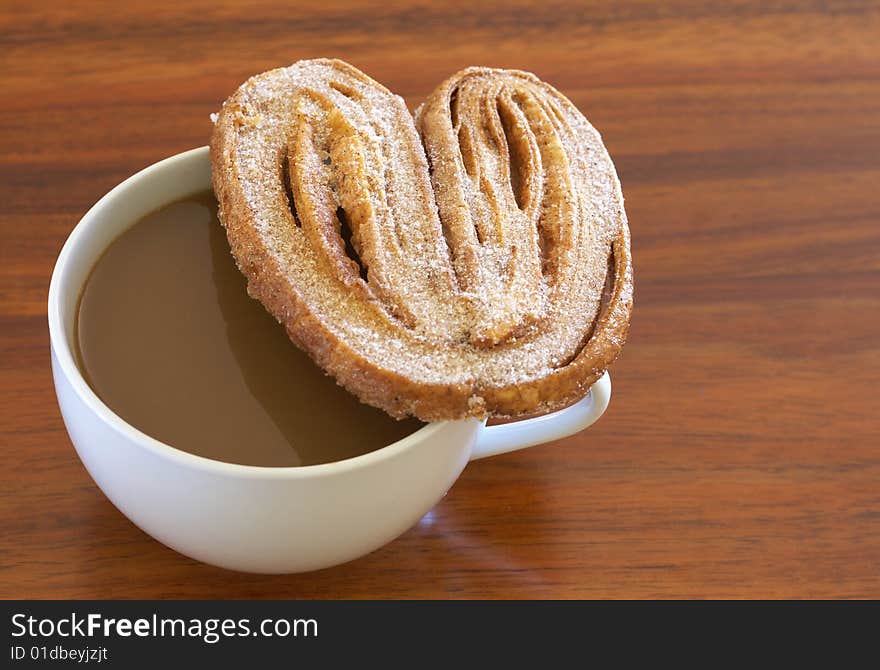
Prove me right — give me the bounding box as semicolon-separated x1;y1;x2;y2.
211;59;632;420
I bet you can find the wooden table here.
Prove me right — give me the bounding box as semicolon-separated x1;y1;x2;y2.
1;0;878;599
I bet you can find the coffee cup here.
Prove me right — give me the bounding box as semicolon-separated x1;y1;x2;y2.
48;147;612;574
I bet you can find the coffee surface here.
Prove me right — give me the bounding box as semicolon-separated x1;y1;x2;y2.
76;192;423;466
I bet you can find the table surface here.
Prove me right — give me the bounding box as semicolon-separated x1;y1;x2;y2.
2;0;878;599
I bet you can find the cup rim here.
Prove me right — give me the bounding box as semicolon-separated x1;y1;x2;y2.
48;147;477;480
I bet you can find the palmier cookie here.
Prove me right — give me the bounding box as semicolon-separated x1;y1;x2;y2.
210;59;632;421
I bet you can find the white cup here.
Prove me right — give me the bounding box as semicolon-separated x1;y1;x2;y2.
48;147;612;574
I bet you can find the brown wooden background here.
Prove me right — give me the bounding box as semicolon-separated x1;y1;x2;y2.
1;0;878;599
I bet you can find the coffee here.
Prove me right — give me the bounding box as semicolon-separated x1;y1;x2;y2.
75;192;424;467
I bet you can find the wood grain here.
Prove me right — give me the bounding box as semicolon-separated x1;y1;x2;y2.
1;0;878;599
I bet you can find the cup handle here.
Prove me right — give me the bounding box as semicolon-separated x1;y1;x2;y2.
469;372;612;461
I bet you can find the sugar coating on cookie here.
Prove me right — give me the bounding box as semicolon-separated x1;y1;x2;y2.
211;59;632;420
